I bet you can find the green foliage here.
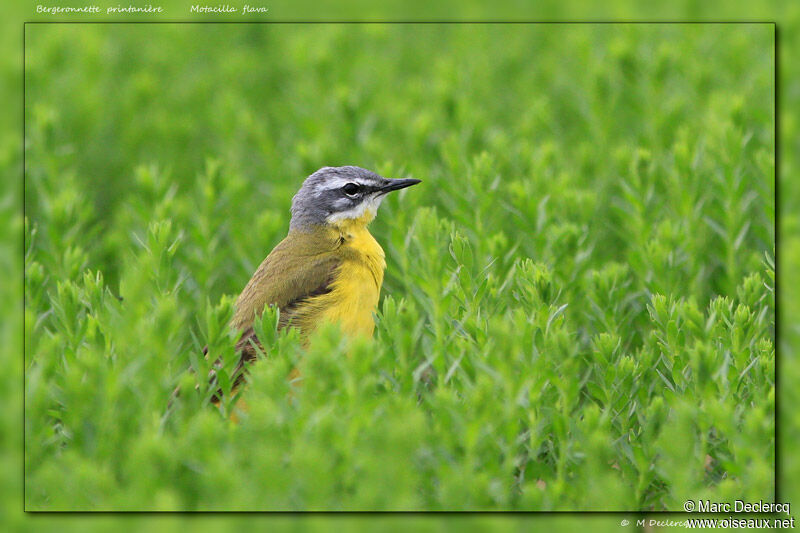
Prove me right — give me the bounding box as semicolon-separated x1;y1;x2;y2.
24;23;774;510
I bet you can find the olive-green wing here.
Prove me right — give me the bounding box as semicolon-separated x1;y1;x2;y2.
207;232;342;400
231;232;343;331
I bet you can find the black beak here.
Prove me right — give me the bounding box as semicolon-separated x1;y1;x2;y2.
380;178;422;192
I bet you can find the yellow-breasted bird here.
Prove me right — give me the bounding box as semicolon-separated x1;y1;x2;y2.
213;166;421;396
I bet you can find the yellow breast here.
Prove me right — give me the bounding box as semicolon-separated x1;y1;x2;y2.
297;216;386;338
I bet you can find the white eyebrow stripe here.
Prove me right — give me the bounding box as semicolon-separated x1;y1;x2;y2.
318;177;351;190
316;176;381;191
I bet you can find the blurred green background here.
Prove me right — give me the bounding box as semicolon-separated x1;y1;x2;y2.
23;21;775;513
3;0;796;529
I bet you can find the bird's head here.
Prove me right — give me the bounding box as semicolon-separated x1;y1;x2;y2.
289;166;421;232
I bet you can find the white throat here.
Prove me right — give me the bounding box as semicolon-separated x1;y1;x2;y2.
326;195;384;224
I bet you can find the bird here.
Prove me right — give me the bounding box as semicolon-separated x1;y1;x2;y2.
210;166;421;399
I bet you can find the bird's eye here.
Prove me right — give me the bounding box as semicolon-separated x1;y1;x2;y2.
342;183;360;196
